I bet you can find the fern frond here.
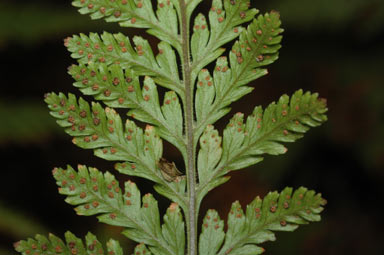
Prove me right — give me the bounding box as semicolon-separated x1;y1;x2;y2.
198;90;327;200
194;11;283;140
216;187;326;255
68;65;185;152
71;0;181;51
53;165;183;255
191;0;258;78
199;209;225;255
45;92;186;206
15;231;123;255
65;32;183;94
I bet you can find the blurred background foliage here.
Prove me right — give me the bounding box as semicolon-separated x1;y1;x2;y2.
0;0;383;254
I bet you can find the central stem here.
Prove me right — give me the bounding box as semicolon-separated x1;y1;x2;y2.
179;1;197;255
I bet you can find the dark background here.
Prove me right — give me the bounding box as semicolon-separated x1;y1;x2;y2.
1;0;383;254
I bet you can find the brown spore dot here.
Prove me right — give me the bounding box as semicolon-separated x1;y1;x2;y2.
131;17;137;24
127;85;134;92
80;110;87;118
92;185;98;192
282;110;287;116
84;136;90;142
126;199;132;205
110;148;117;154
144;95;150;101
80;192;87;199
108;127;114;133
256;30;262;35
283;130;288;136
165;99;171;105
113;77;120;85
143;203;149;208
218;17;224;23
137;2;143;8
55;245;63;253
78;49;84;55
216;9;222;14
104;89;111;97
109;213;116;219
270;205;277;213
92;83;99;91
122;0;127;4
100;7;106;14
108;192;114;198
283;201;289;209
87;4;94;9
80;177;86;184
114;11;121;18
280;220;287;226
99;57;105;63
240;12;246;19
131;164;136;169
93;118;100;126
84;204;90;209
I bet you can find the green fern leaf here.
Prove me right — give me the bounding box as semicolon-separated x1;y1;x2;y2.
65;32;183;94
45;93;163;180
199;209;225;255
71;0;181;51
191;0;258;78
197;90;327;198
162;203;186;255
68;63;185;152
14;231;123;255
53;165;177;255
134;243;153;255
197;125;222;185
216;187;326;255
194;11;283;140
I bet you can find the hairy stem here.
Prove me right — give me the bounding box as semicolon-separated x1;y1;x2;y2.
179;1;197;255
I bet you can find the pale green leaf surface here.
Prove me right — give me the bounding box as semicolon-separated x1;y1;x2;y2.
162;203;186;255
199;209;225;255
52;165;174;255
15;231;122;255
198;90;327;199
68;64;185;152
65;32;183;94
194;11;283;142
197;125;222;185
134;243;153;255
45;92;186;205
71;0;181;50
45;92;164;183
191;0;258;80
217;187;326;255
